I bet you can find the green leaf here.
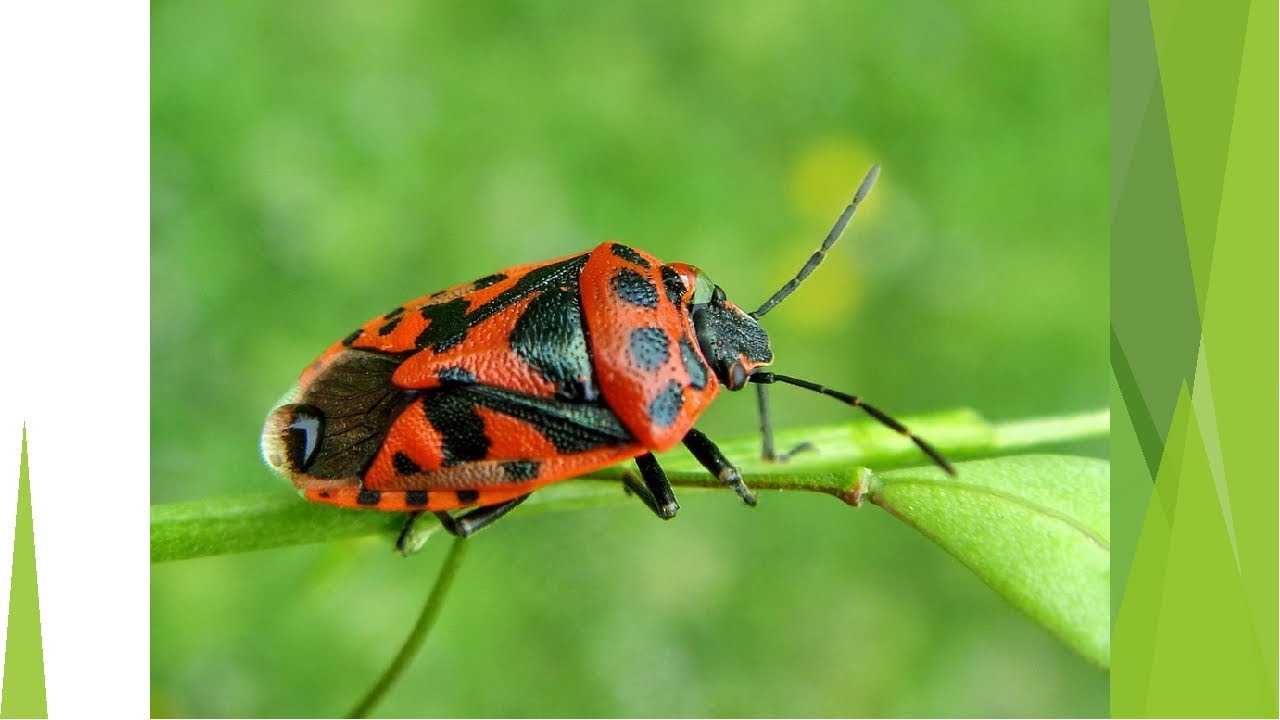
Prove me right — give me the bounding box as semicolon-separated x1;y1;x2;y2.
869;455;1109;668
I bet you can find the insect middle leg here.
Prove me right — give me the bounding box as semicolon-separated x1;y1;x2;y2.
755;384;814;462
621;452;679;520
683;428;757;506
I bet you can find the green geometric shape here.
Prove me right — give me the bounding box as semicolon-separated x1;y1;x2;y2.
1110;0;1160;205
1110;385;1189;714
1113;0;1279;713
1158;393;1272;716
1110;7;1202;473
1110;325;1165;478
1197;0;1279;695
1109;368;1153;631
1;427;47;719
1115;386;1274;716
1111;419;1175;714
1147;0;1251;311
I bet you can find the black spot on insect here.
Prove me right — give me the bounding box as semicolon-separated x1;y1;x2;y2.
610;243;651;269
318;490;331;499
383;306;406;320
421;391;491;465
501;460;540;481
393;451;421;475
437;366;477;386
456;489;480;503
341;329;364;346
428;385;633;456
509;286;597;402
378;316;403;336
357;489;382;506
648;381;684;428
679;337;708;390
416;298;471;353
416;255;589;353
660;265;685;306
629;327;670;372
611;269;658;308
474;273;507;289
406;490;430;507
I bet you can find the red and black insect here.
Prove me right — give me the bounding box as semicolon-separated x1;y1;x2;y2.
261;166;954;543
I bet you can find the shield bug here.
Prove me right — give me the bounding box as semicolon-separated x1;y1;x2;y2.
261;165;954;543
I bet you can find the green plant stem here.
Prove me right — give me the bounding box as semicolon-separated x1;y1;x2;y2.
151;407;1108;562
347;536;471;719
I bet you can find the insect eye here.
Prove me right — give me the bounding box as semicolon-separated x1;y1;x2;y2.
711;286;727;306
691;271;715;305
728;362;748;390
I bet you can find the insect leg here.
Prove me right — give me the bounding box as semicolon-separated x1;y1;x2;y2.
682;428;757;506
622;452;680;520
433;494;532;538
756;384;777;460
395;511;424;554
755;384;814;462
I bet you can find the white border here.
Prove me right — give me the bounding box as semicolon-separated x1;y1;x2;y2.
0;3;149;715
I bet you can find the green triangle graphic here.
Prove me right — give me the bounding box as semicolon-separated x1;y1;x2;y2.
0;427;47;718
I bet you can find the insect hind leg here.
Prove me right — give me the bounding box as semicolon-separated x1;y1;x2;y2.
433;494;532;538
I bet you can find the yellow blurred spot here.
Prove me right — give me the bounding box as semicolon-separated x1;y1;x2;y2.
764;138;880;330
787;137;882;223
767;236;862;332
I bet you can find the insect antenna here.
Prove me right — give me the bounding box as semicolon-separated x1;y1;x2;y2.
750;164;880;319
748;371;956;476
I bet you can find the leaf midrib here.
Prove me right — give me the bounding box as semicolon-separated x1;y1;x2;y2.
874;477;1110;551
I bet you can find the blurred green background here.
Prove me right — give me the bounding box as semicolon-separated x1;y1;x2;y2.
151;1;1107;716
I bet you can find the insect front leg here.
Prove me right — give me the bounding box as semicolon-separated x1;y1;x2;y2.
434;494;532;538
682;428;757;506
621;452;680;519
755;384;814;462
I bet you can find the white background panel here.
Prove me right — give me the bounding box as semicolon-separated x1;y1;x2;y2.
0;3;149;715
